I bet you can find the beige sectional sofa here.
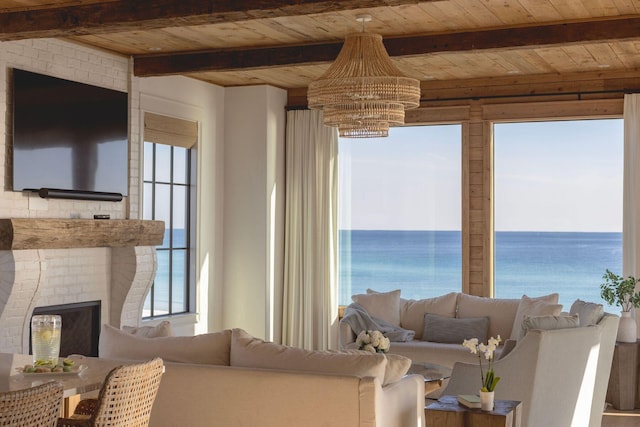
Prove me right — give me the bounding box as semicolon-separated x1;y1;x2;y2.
96;325;425;427
339;290;592;368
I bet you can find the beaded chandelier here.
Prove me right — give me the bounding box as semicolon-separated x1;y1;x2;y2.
307;15;420;138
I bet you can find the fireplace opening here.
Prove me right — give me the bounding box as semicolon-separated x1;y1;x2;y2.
30;301;101;358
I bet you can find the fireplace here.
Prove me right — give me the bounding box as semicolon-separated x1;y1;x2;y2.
0;219;163;354
30;301;101;357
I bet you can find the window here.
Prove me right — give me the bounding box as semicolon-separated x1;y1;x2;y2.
494;119;623;311
142;113;197;318
338;125;462;304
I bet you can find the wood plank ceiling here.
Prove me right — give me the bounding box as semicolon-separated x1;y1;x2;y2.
0;0;639;107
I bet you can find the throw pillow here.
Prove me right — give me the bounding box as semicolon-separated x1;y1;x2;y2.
352;289;401;326
519;314;580;340
230;328;392;385
384;353;412;385
122;320;173;338
401;292;458;340
99;324;231;365
510;294;562;340
569;299;604;326
456;293;520;340
367;288;409;308
422;313;489;344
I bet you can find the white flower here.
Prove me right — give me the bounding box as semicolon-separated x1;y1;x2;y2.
356;330;390;353
363;344;376;353
462;338;479;353
462;335;502;392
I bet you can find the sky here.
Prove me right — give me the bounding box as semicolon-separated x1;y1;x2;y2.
338;118;624;232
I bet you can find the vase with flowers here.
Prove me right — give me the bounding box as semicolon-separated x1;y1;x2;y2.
356;330;390;353
462;335;502;411
600;269;640;343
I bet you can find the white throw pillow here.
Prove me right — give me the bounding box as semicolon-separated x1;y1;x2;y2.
401;292;458;340
230;328;392;385
510;294;562;340
99;324;231;365
352;289;401;326
456;293;520;340
122;320;173;338
384;353;412;385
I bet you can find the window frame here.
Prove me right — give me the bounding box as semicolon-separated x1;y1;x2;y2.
142;137;196;319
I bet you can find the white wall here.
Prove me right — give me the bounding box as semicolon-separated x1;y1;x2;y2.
135;76;225;336
0;38;288;340
223;86;287;340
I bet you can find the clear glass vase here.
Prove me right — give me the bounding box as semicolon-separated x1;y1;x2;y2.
31;315;62;365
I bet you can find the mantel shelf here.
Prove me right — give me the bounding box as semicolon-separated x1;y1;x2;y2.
0;219;165;250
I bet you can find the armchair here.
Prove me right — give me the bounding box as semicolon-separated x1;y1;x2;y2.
439;314;618;427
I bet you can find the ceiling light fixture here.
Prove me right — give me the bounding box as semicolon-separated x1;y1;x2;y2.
307;14;421;138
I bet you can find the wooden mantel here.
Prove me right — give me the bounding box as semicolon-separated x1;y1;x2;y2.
0;219;165;250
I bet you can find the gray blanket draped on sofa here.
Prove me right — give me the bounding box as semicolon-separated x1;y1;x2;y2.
342;303;415;342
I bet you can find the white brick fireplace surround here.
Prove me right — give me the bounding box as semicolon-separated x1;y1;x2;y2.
0;218;163;354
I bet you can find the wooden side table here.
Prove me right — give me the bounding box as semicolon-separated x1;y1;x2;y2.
425;395;522;427
606;340;640;410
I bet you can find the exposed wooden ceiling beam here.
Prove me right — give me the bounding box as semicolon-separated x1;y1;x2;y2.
0;0;426;40
134;16;640;77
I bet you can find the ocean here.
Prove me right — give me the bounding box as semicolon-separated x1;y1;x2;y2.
339;230;622;313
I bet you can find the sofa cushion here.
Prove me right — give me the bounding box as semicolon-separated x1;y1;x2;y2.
456;294;520;340
569;299;604;326
510;294;562;340
401;292;458;340
519;314;580;340
122;320;173;338
352;289;401;326
99;324;231;365
422;313;489;344
230;328;395;385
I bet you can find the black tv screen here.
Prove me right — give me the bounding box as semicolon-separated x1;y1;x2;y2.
12;69;129;196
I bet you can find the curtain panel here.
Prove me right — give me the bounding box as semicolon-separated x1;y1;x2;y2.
282;110;339;350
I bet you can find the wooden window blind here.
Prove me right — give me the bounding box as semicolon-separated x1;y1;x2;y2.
144;112;198;148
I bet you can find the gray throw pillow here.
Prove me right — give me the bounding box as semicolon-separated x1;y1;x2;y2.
422;313;489;344
519;314;580;340
569;299;604;326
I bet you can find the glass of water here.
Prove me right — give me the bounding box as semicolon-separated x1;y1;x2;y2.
31;315;62;365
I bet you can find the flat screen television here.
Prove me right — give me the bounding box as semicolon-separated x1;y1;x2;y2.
12;69;129;199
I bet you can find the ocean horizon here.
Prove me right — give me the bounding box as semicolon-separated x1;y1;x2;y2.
339;229;621;313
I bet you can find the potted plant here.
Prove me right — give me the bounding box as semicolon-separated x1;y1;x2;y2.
600;269;640;342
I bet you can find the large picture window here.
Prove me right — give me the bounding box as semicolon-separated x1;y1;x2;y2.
338;125;462;304
494;119;623;311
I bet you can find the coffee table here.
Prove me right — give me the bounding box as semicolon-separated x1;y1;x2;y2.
407;362;452;395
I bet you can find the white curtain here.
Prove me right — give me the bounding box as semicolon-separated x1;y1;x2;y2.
623;94;640;279
282;109;339;350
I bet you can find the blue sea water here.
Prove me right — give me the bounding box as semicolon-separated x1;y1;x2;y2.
339;230;622;312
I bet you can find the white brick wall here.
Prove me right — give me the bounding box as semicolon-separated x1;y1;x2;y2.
0;39;154;353
0;38;137;219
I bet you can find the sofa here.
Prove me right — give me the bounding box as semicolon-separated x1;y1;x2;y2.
95;325;425;427
339;289;619;427
340;289;584;367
